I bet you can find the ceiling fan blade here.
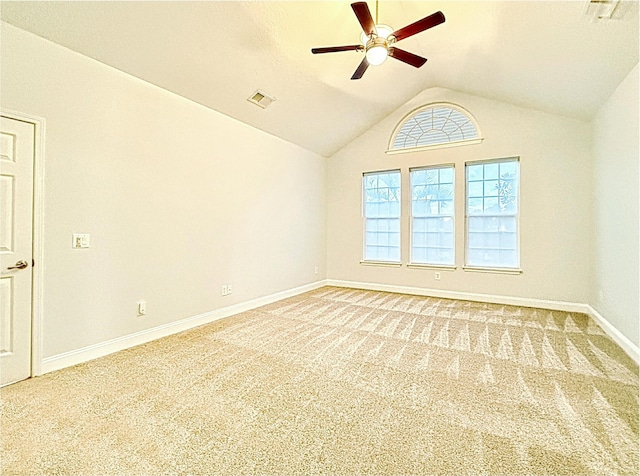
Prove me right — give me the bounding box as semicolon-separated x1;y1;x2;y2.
389;47;427;68
311;45;363;54
351;57;370;80
391;11;445;42
351;2;376;36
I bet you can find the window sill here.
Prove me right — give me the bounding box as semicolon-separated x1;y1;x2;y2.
360;260;402;268
463;266;523;275
407;263;457;271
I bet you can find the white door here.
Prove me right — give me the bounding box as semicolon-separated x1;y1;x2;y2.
1;116;35;386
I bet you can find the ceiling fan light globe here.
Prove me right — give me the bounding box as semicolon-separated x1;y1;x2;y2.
366;45;388;66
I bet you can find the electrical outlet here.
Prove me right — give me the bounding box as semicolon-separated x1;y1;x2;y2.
221;285;228;296
137;300;146;316
227;284;232;294
434;271;441;280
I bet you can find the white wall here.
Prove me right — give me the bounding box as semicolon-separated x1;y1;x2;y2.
327;87;593;305
1;22;327;358
592;63;639;347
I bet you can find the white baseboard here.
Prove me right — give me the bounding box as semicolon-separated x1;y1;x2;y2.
326;279;589;313
40;280;327;375
587;306;639;364
326;279;639;364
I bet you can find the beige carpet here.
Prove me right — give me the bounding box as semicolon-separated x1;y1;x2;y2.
1;287;638;475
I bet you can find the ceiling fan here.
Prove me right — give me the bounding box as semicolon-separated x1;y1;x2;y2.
311;1;445;80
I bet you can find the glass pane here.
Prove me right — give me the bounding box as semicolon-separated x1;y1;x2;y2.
499;217;517;232
484;217;499;232
499;250;518;267
413;170;427;185
468;181;483;198
500;232;517;250
484;197;499;213
467;249;484;265
484;163;499;179
468;198;483;213
468;164;483;181
499;161;517;176
412;247;427;263
484;180;499;197
439;184;454;199
439;167;454;184
468;216;483;232
425;169;438;184
412;200;427;218
440;199;453;214
468;232;484;248
440;232;454;247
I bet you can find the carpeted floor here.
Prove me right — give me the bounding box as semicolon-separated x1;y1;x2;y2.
1;287;638;475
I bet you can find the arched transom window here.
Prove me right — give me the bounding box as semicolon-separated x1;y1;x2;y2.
388;103;483;153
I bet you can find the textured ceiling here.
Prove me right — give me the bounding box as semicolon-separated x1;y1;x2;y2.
1;1;638;156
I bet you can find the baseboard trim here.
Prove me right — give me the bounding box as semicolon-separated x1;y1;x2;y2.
326;279;589;313
326;279;639;364
587;305;639;364
40;280;327;375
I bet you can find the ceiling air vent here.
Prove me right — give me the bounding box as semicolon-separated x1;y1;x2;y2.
585;0;620;21
247;90;276;109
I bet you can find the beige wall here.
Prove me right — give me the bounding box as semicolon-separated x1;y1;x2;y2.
1;23;327;358
592;63;639;347
327;87;593;304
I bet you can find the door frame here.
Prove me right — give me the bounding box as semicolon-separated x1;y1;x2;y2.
2;108;45;377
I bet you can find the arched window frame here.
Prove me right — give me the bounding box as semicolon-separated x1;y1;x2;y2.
387;102;483;154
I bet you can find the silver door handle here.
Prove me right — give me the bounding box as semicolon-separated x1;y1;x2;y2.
7;260;28;270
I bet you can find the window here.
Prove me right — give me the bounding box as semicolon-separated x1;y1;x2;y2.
388;103;482;153
410;165;455;266
363;170;401;262
466;158;520;269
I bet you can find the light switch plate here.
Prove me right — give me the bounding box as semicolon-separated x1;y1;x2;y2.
72;233;90;249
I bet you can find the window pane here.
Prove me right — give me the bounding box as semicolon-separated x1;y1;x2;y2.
484;163;499;179
468;181;483;198
468;164;483;181
363;171;401;262
484;180;499;197
465;159;520;268
411;166;455;266
439;167;454;183
468;198;483;213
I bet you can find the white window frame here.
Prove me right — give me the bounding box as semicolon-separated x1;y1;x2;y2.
361;169;402;265
387;102;483;155
464;157;521;273
409;164;456;269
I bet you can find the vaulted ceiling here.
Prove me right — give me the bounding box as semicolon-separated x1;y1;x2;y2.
1;1;638;156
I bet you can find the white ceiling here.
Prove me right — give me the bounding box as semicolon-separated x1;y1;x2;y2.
1;1;638;156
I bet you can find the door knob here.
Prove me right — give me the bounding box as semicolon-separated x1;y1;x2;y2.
7;260;28;270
